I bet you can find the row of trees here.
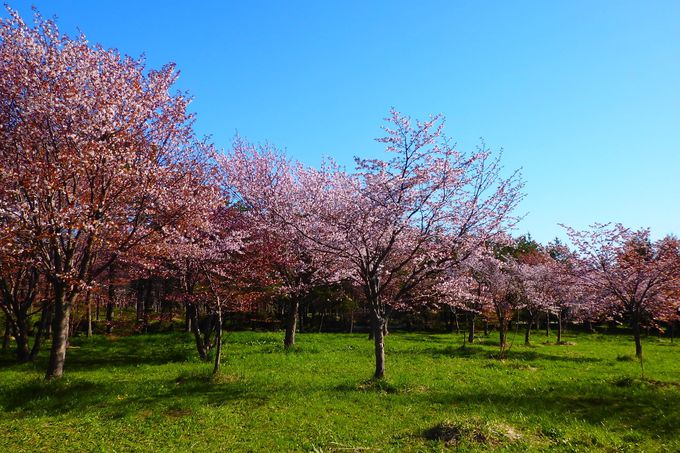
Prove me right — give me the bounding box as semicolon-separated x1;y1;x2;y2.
1;9;679;379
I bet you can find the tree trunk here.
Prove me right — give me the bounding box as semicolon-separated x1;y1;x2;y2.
545;311;551;337
372;314;386;379
2;318;10;352
524;315;533;345
45;286;72;379
212;303;223;375
143;280;154;333
86;292;93;338
557;310;563;343
29;304;49;360
349;310;354;334
15;315;30;362
136;281;145;323
483;319;489;336
184;302;192;333
284;299;299;349
188;303;208;361
632;313;643;358
453;308;460;334
467;312;475;344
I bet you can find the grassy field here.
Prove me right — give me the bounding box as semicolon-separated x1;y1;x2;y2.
0;329;678;452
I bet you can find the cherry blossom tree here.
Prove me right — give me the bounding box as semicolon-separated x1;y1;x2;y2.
219;139;335;349
276;110;524;378
564;223;680;358
0;9;215;378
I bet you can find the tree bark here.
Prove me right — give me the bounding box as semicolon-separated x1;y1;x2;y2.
632;312;643;358
545;311;551;337
188;303;208;361
372;314;386;379
45;286;72;379
86;292;93;338
283;298;299;349
524;315;533;345
467;312;475;343
15;315;30;362
557;310;563;343
29;304;49;360
2;317;10;352
483;319;489;336
212;302;223;375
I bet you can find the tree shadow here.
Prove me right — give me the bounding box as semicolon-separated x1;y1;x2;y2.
425;381;680;440
416;345;604;363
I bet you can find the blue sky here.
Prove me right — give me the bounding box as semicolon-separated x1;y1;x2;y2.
5;1;680;243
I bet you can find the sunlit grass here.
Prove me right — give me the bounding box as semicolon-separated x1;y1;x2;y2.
0;329;678;451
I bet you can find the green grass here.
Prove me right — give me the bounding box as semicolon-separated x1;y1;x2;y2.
0;329;678;451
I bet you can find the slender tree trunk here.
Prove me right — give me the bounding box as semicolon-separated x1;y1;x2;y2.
524;314;533;345
95;299;100;321
483;319;489;336
670;321;674;343
213;303;223;375
467;312;475;344
86;292;93;338
349;310;354;334
284;299;299;349
15;315;30;362
105;301;114;334
2;318;10;352
143;280;154;333
499;321;507;349
557;310;563;343
632;312;643;358
188;303;208;361
184;302;192;333
453;308;460;334
545;311;551;337
372;314;386;379
45;286;72;379
29;304;49;360
136;281;145;323
106;268;115;334
586;319;594;333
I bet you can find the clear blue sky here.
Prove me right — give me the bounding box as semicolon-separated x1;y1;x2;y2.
5;1;680;243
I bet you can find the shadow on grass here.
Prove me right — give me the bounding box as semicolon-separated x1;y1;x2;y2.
0;369;262;418
413;345;604;363
426;382;680;440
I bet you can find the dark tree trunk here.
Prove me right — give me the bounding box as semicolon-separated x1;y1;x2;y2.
467;312;475;344
86;292;93;338
29;304;49;360
15;315;30;362
212;303;223;375
184;302;192;333
524;315;533;345
136;281;145;323
372;314;386;379
349;310;354;334
632;313;643;358
45;286;72;379
284;299;299;349
143;280;154;333
557;310;563;343
105;301;114;334
453;308;460;334
545;311;551;337
483;319;489;336
2;318;10;352
586;319;594;333
188;303;208;361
